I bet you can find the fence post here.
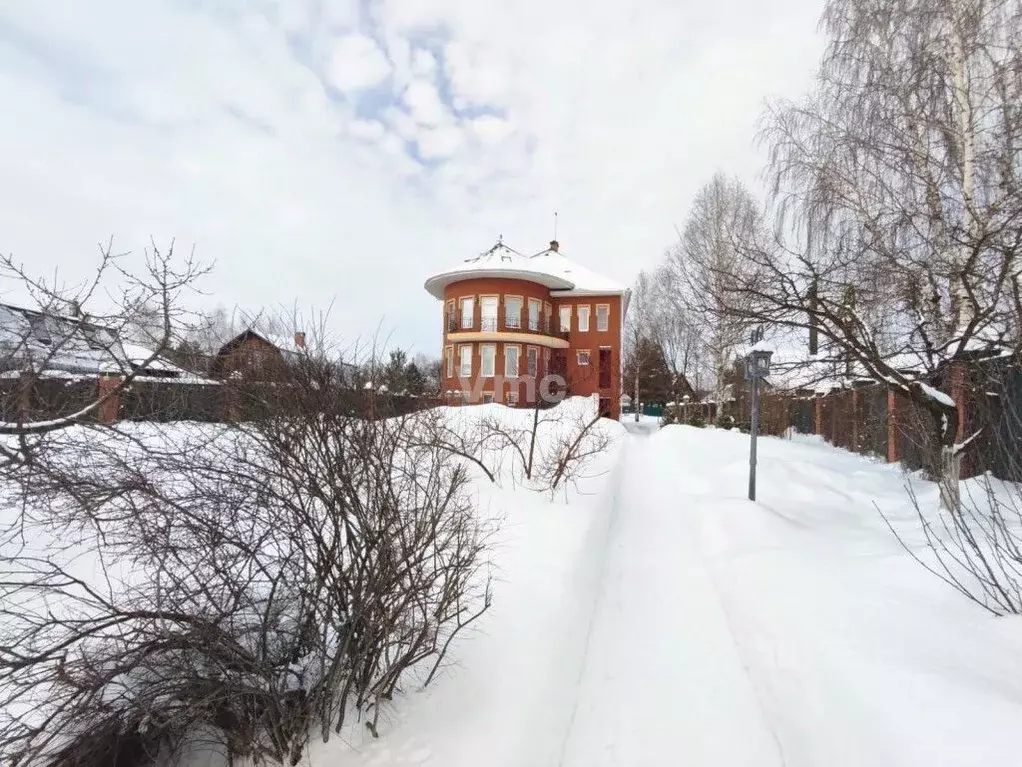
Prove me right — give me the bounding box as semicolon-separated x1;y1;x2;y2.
814;394;823;436
97;374;122;424
851;389;860;453
16;372;33;423
887;389;901;463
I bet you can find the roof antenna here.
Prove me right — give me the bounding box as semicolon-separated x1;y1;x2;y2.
549;212;559;252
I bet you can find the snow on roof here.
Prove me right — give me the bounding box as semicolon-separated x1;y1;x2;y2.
0;303;207;380
120;342;188;374
424;240;628;299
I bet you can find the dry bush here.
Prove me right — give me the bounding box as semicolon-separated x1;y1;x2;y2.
0;352;493;765
882;363;1022;616
467;398;613;494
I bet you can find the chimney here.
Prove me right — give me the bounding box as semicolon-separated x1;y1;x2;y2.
549;240;559;252
294;331;306;349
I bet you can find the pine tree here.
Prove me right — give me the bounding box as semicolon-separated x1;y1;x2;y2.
404;361;426;395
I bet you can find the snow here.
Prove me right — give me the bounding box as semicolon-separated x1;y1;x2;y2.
5;404;1022;766
918;380;956;408
305;421;1022;767
424;241;627;299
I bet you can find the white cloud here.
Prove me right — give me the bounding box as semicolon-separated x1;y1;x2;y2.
442;41;508;108
416;125;464;160
410;48;438;78
349;118;386;141
381;106;420;141
326;33;392;92
470;114;513;144
0;0;825;355
403;79;449;126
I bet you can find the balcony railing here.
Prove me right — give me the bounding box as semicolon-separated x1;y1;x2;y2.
448;311;570;341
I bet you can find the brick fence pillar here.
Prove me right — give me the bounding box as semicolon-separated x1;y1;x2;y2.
887;389;901;463
97;374;122;424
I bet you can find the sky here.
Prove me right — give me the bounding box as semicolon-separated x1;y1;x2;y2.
0;0;824;356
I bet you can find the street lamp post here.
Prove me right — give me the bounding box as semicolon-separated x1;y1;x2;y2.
744;338;773;502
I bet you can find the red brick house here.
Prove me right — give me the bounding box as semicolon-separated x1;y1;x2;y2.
424;240;629;419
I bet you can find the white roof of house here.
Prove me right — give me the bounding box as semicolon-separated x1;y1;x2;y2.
0;303;208;381
424;240;628;299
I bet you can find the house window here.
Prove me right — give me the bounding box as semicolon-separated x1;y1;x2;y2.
507;391;518;406
483;392;494;404
460;297;475;329
505;296;523;329
577;349;591;366
528;299;541;331
596;304;610;332
459;344;472;377
527;346;538;377
445;345;454;378
481;344;496;377
480;296;498;332
559;306;571;332
445;300;456;332
505;345;520;377
578;305;590;332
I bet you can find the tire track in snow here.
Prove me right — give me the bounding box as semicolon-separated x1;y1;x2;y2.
555;429;634;767
559;427;786;767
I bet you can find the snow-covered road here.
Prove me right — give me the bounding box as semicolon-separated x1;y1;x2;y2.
318;417;1022;767
560;426;785;766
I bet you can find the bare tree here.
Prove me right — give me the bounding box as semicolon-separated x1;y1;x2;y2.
0;240;209;441
880;361;1022;615
0;338;493;766
624;270;657;421
721;0;1022;507
665;173;764;406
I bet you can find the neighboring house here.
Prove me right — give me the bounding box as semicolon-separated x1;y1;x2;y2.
211;329;292;379
424;239;629;419
211;329;357;383
0;302;193;380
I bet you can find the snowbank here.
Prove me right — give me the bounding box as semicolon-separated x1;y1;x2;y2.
646;425;1022;766
310;400;627;765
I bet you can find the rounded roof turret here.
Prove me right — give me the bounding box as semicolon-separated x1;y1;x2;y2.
424;239;627;299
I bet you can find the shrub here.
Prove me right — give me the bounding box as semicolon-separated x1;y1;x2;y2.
714;413;735;430
0;360;493;765
686;408;707;428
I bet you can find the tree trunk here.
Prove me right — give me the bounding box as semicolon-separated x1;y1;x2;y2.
932;405;961;512
938;444;962;512
633;365;640;422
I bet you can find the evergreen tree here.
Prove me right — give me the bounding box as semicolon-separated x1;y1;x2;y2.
404;361;426;395
623;337;673;405
384;349;408;393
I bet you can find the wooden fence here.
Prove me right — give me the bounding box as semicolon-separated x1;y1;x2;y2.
0;374;443;425
758;358;1022;481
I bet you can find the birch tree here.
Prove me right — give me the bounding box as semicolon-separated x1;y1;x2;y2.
721;0;1022;506
667;173;764;405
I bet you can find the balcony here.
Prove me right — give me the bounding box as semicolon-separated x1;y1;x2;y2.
446;309;571;347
